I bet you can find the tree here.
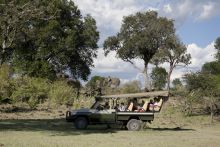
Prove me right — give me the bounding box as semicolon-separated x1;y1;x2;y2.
150;67;167;90
103;11;174;91
202;61;220;75
85;75;105;95
214;37;220;61
172;78;182;89
121;80;141;94
0;0;48;64
0;0;99;81
152;35;191;92
85;76;120;96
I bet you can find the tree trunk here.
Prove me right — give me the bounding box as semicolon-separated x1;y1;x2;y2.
210;97;215;124
1;38;7;65
143;63;150;92
167;65;173;94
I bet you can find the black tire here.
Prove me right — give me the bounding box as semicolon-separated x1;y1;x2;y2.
74;117;88;130
126;119;142;131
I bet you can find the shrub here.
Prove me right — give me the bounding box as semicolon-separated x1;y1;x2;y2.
11;76;50;109
184;73;220;121
48;80;77;106
0;64;13;103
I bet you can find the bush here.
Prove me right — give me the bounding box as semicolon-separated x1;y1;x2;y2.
48;80;77;106
11;76;50;109
121;80;141;94
0;64;13;103
184;73;220;121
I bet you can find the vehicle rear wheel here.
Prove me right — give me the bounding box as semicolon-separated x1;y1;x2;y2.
126;119;142;131
74;117;88;130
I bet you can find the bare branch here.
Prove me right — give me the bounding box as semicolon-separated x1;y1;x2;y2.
126;59;143;72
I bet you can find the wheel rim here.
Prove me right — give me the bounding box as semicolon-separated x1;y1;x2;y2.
76;118;87;129
78;120;86;128
130;121;138;130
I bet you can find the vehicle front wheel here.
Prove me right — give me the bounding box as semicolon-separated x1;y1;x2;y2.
74;117;88;130
126;119;142;131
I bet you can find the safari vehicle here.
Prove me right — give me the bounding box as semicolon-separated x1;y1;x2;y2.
66;91;169;131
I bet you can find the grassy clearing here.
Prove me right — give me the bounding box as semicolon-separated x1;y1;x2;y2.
0;98;220;147
0;119;220;147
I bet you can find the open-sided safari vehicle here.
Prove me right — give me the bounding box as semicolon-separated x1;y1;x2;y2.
66;91;169;131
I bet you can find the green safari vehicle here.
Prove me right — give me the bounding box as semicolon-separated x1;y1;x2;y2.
66;91;169;131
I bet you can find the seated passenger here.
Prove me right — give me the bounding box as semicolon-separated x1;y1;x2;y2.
132;98;139;111
154;98;163;111
114;104;120;111
104;102;110;109
134;100;147;112
149;97;163;111
119;102;126;111
147;99;154;111
127;101;134;111
153;97;159;105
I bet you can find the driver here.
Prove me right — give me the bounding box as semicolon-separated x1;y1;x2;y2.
104;101;110;109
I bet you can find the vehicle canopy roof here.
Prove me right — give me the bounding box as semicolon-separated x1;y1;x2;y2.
95;91;168;100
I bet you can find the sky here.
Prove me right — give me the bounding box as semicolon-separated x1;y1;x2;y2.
74;0;220;86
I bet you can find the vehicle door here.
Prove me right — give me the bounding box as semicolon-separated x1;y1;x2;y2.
96;109;116;123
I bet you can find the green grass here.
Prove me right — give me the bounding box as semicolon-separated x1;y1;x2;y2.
0;118;220;147
0;98;220;147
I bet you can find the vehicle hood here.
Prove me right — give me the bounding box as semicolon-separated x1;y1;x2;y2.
69;108;96;114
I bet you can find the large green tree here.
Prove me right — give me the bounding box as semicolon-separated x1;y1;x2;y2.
152;35;191;92
0;0;99;80
172;78;182;89
103;11;174;91
202;61;220;75
0;0;46;64
150;67;167;90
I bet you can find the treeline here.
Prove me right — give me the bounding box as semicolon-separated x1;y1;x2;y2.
172;38;220;121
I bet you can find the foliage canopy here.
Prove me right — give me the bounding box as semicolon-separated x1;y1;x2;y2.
151;67;167;90
0;0;99;81
104;11;174;90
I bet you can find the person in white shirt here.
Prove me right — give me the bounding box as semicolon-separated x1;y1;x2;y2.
119;102;126;111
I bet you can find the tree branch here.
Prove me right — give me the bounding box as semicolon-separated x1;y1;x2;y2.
125;59;143;72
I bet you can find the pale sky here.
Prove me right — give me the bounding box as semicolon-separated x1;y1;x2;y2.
73;0;220;85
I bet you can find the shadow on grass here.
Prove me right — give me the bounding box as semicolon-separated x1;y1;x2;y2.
0;107;34;113
150;127;195;131
0;119;118;136
0;119;195;136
